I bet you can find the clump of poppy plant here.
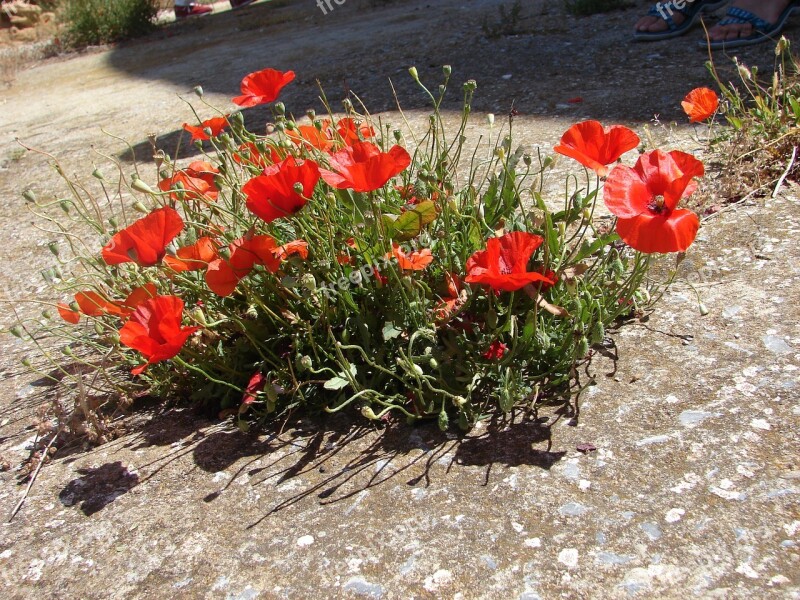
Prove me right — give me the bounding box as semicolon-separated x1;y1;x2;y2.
12;66;705;441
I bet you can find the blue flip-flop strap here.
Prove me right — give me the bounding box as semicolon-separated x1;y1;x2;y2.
647;4;679;30
718;7;773;30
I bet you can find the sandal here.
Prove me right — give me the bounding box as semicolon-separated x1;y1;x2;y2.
703;2;800;49
634;0;730;41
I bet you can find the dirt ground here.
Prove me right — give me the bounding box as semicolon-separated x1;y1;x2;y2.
0;0;798;597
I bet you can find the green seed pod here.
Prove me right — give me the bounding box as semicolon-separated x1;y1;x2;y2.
108;216;119;228
132;201;149;214
298;355;313;372
442;65;452;77
21;357;32;368
42;310;52;320
193;85;204;97
610;258;625;278
463;79;477;92
9;325;24;338
22;189;36;203
361;406;378;420
437;409;449;431
48;241;59;257
306;109;316;120
61;345;74;356
59;200;70;213
408;66;420;82
293;182;304;194
69;301;80;313
274;102;286;115
413;364;424;376
230;112;244;126
94;321;104;335
92;168;105;180
393;129;402;142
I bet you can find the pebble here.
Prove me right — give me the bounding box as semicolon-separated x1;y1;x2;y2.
557;548;579;568
296;535;314;547
665;508;685;523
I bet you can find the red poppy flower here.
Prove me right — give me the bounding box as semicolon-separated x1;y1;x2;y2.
554;121;640;177
233;142;282;171
434;273;465;321
164;237;219;272
388;244;433;271
118;295;199;375
159;161;220;202
102;207;184;267
120;283;159;314
242;372;266;405
243;157;320;223
272;240;309;261
336;117;375;145
182;115;229;142
465;231;555;292
482;340;508;360
68;283;158;321
288;120;334;152
320;141;411;193
233;68;296;108
205;235;281;297
681;88;719;123
75;290;126;317
604;150;704;254
57;303;81;324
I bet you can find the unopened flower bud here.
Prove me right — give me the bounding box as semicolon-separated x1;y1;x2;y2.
59;200;70;213
463;79;477;92
191;307;207;326
108;216;119;228
42;309;52;320
293;182;304;194
193;85;204;97
486;113;495;126
361;406;378;420
92;168;105;180
342;98;353;112
69;301;80;313
776;36;789;56
94;321;104;335
738;64;752;81
22;189;36;203
130;176;155;195
48;241;59;256
523;153;532;166
132;201;149;214
393;129;402;142
62;345;74;356
437;410;449;431
21;357;32;368
408;66;419;82
9;325;24;338
274;102;286;115
429;358;438;369
299;355;313;371
442;65;452;77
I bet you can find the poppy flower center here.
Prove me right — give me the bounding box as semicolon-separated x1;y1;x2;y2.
648;194;668;215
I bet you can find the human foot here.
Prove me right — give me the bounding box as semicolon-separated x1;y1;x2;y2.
708;0;793;43
634;0;730;40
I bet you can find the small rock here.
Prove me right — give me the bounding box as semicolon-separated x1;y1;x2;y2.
296;535;314;547
557;548;579;568
665;508;685;523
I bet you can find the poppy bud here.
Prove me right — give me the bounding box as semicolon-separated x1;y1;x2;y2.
94;321;104;335
42;309;52;320
776;36;789;56
9;325;24;338
523;153;532;167
486;113;495;126
361;406;378;420
92;168;105;180
130;176;155;195
699;303;709;316
413;364;424;376
452;395;467;407
438;85;446;95
190;307;207;326
393;129;402;142
342;98;353;112
737;64;752;81
69;301;80;313
442;65;452;77
266;384;278;403
274;122;285;133
274;102;286;115
577;336;589;358
230;112;244;127
284;120;295;131
48;241;59;256
193;85;204;97
590;322;605;345
108;216;119;229
59;200;70;213
437;410;449;431
306;109;316;120
300;273;317;292
463;79;477;92
193;140;203;151
132;201;149;214
408;66;420;82
298;355;313;371
21;357;32;368
218;246;231;260
22;189;36;203
429;358;438;369
293;182;304;194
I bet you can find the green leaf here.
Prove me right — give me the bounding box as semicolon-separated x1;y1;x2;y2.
324;376;350;391
573;232;620;263
382;321;402;341
389;201;437;241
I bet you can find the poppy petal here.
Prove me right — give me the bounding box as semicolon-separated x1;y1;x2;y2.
615;209;700;254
